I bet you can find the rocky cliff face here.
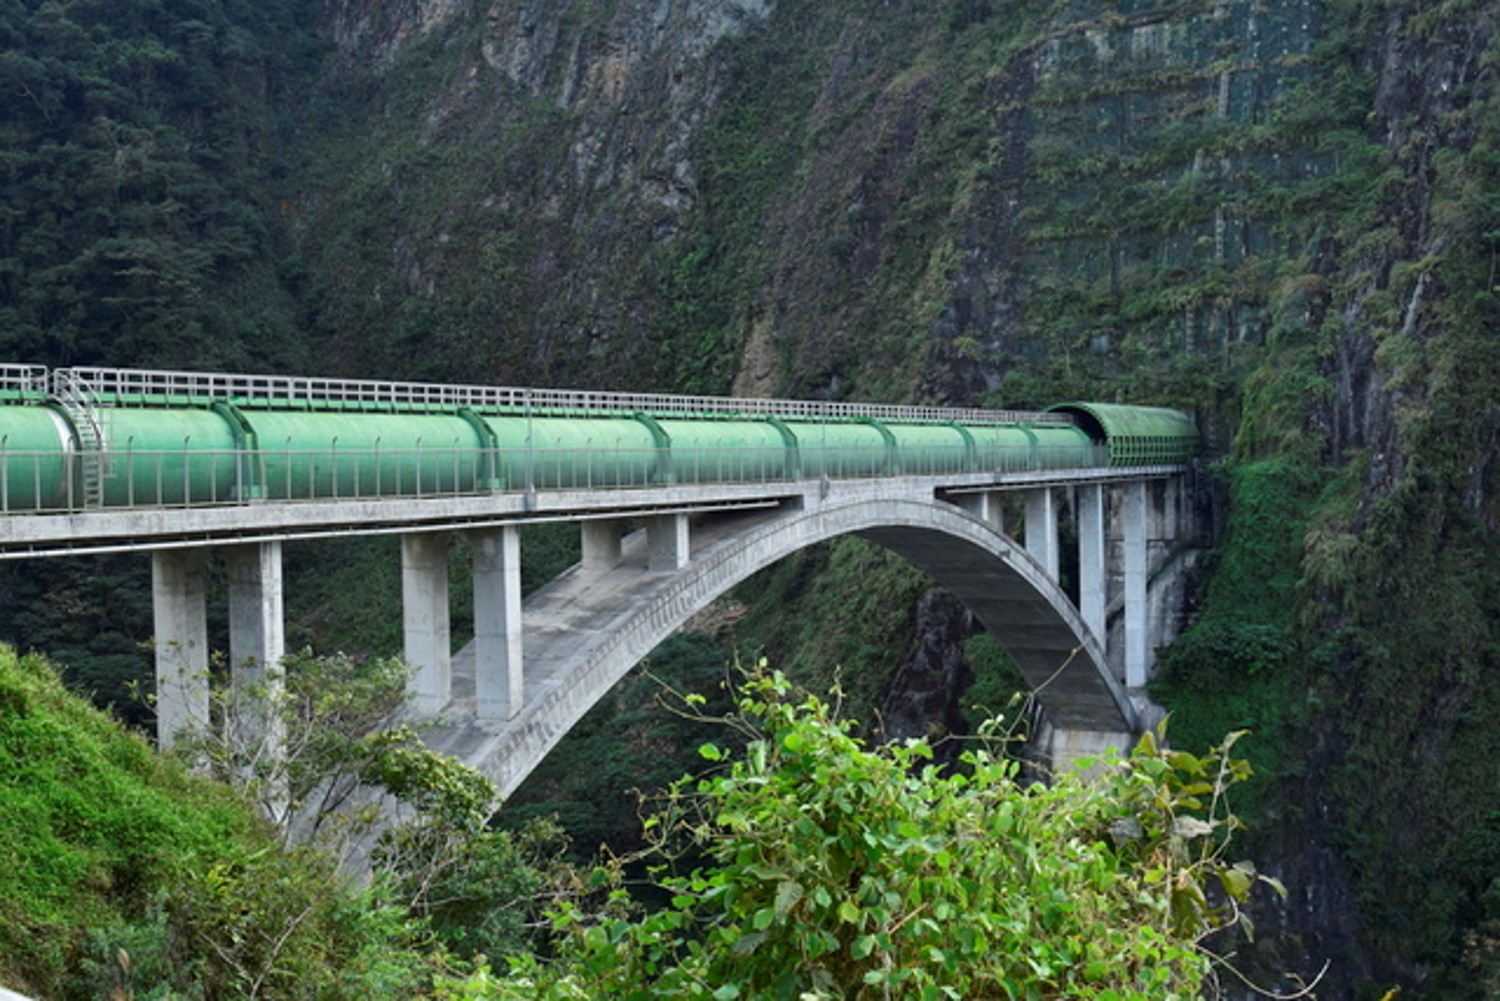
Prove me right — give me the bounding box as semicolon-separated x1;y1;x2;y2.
297;0;776;386
296;0;1500;992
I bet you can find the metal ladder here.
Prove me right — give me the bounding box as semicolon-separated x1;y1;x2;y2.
52;371;108;508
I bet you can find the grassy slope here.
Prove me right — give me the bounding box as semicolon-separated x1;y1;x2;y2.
0;645;261;993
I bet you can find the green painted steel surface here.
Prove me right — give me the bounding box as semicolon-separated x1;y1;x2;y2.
883;424;972;475
655;418;789;484
1029;424;1099;469
1047;403;1198;466
783;420;891;478
0;406;70;509
245;411;483;499
104;408;238;505
966;425;1049;473
0;391;1186;511
483;416;657;489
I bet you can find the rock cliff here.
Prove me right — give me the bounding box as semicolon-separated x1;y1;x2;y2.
283;1;1499;993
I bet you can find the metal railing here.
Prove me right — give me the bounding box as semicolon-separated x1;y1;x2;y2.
0;365;49;395
51;369;109;507
52;365;1071;425
0;442;1111;514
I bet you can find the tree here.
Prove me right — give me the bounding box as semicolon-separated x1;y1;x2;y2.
174;647;568;964
453;667;1280;1000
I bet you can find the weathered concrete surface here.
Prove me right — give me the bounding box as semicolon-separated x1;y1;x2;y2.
151;547;209;748
422;483;1139;798
0;465;1183;558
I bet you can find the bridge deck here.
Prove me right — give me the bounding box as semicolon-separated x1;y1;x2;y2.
0;465;1185;558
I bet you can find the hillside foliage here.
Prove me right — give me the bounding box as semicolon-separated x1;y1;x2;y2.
445;670;1274;1000
0;0;1496;993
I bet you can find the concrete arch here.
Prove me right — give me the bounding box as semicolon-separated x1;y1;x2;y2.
431;496;1138;799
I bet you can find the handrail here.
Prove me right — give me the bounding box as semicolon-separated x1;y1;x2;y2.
0;365;48;394
49;366;1071;426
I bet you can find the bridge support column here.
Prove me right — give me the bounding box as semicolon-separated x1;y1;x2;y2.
403;532;451;715
1047;727;1135;776
1123;481;1149;688
152;548;209;749
956;491;1005;534
1024;488;1058;579
581;518;624;571
472;526;522;718
225;541;286;771
648;513;690;571
1077;484;1107;647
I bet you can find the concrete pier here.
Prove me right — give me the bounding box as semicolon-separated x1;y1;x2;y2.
403;532;452;714
1025;487;1059;579
648;513;691;571
1123;480;1149;688
472;526;522;718
581;518;624;571
956;490;1005;534
1078;483;1107;648
151;547;210;748
225;540;286;761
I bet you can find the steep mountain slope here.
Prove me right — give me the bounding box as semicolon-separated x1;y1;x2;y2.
0;0;1496;993
289;2;1500;993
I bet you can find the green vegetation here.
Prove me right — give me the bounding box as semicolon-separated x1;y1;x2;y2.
0;642;585;998
0;644;431;998
3;641;1281;999
0;0;323;372
0;0;1497;992
452;670;1274;999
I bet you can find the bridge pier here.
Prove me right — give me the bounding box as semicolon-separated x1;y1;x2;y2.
1024;488;1059;579
648;513;691;570
581;518;624;571
1077;484;1107;647
954;490;1005;534
224;541;286;769
1043;725;1135;774
1122;481;1149;688
151;548;210;748
402;532;452;715
472;526;522;718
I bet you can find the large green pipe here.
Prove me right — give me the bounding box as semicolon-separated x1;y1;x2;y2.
782;420;890;479
0;405;72;510
243;410;485;499
0;392;1195;511
653;418;789;485
883;424;971;476
482;415;658;489
103;408;238;505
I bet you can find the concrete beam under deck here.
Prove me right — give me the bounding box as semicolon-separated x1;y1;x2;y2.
0;466;1188;559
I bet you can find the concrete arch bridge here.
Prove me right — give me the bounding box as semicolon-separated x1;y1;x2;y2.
0;364;1201;785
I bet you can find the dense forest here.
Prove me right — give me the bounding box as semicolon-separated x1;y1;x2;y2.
1;0;1498;996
